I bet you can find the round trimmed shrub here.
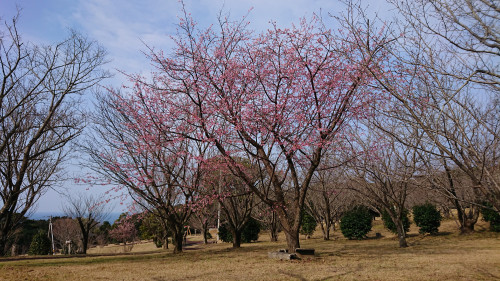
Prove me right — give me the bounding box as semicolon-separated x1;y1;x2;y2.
381;208;411;234
481;203;500;232
300;210;317;237
340;206;373;240
242;217;260;242
412;203;442;234
28;230;51;255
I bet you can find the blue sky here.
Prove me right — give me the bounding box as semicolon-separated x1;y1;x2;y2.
1;0;391;214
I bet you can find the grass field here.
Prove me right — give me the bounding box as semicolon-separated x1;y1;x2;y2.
1;219;499;281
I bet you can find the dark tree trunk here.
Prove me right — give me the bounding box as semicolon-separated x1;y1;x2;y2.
172;228;183;253
232;229;242;248
82;231;89;254
0;236;7;256
202;227;209;244
0;228;9;257
0;213;15;256
323;193;332;240
163;237;169;249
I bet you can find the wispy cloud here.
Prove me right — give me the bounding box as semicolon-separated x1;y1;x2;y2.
2;0;395;87
72;0;178;83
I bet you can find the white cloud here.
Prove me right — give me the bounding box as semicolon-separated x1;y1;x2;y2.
70;0;397;87
73;0;178;84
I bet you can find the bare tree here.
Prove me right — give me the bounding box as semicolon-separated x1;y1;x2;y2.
305;164;358;240
347;126;422;248
340;1;500;220
52;217;80;254
254;201;280;242
389;0;499;88
423;153;482;233
63;193;110;254
0;14;108;255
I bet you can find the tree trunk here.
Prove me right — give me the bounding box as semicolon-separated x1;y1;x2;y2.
284;230;300;253
0;234;7;256
232;229;242;248
82;231;89;254
324;223;330;240
162;237;168;250
324;194;332;240
277;207;301;253
444;159;478;234
269;212;279;242
270;227;278;242
459;207;479;234
0;214;15;256
202;227;209;244
460;218;476;233
396;220;408;248
172;228;183;253
319;220;327;240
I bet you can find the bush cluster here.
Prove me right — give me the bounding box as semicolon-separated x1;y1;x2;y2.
481;203;500;232
218;217;261;243
412;203;442;234
300;210;317;237
340;206;373;240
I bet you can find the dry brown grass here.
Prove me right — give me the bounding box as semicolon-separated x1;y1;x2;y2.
1;219;499;281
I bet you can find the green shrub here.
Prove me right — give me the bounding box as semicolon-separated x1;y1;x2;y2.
300;210;317;237
218;217;261;243
218;223;232;243
381;208;411;234
412;203;442;234
481;203;500;232
28;230;51;255
340;206;373;240
242;217;260;242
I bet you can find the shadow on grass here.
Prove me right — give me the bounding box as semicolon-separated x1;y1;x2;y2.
278;268;353;280
431;231;453;236
365;234;384;240
154;270;220;281
0;251;171;268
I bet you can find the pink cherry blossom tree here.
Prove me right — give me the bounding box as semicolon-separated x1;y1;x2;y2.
131;8;390;252
86;90;208;253
110;218;137;247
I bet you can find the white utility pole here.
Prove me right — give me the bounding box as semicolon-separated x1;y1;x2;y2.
48;216;55;255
